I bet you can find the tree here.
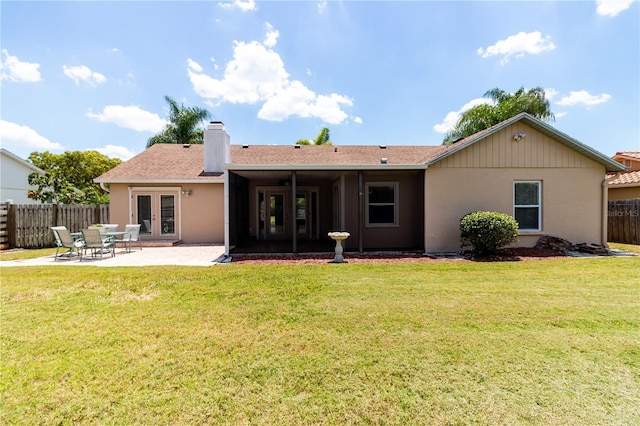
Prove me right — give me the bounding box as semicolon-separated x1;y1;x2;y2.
443;87;554;144
146;96;211;148
27;151;121;204
296;127;333;146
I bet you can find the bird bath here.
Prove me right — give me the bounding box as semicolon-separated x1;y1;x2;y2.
328;232;350;263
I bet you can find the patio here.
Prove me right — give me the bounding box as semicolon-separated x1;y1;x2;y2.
0;245;227;267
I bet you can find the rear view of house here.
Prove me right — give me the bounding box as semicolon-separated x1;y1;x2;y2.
96;114;624;255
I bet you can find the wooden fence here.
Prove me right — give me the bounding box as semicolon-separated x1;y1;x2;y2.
608;199;640;245
1;202;109;249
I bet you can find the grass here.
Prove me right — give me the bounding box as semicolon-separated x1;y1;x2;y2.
609;242;640;254
2;258;639;424
0;247;57;261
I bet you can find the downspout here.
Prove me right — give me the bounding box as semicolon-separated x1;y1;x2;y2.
100;182;110;193
601;172;620;247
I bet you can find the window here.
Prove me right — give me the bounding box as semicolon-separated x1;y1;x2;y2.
514;181;541;232
366;182;398;227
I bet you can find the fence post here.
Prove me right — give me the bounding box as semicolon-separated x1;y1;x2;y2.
7;203;16;248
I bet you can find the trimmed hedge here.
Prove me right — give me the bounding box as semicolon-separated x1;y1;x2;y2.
460;211;519;255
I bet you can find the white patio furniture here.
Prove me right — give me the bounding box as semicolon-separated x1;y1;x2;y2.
51;226;83;260
80;228;115;260
120;224;142;252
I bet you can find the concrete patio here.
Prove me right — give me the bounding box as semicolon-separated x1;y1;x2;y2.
0;245;226;267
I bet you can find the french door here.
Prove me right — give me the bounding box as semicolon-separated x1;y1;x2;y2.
131;190;179;239
257;187;318;240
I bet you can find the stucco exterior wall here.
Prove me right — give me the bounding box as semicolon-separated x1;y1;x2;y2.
608;187;640;201
107;182;224;243
425;123;606;252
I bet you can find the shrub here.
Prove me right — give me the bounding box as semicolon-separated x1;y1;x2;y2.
460;211;519;255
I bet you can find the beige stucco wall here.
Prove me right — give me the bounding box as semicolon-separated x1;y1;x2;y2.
107;182;224;243
425;123;607;252
608;187;640;201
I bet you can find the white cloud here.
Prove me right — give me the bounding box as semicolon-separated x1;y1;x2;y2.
94;144;137;161
596;0;634;16
556;90;612;106
218;0;257;12
87;105;167;132
187;58;203;73
544;87;559;101
188;24;354;124
263;23;279;48
477;31;556;65
555;112;568;118
0;120;64;151
63;65;107;86
0;49;42;83
352;116;363;124
318;1;328;14
433;98;494;133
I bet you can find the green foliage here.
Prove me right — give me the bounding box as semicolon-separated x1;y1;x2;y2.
146;95;211;147
444;86;554;144
27;151;121;204
296;127;332;145
460;211;519;255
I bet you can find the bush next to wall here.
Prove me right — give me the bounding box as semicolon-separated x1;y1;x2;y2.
460;211;519;255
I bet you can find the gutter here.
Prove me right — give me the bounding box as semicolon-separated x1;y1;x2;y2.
601;172;621;247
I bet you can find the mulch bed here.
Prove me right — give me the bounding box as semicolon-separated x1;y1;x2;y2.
230;247;568;265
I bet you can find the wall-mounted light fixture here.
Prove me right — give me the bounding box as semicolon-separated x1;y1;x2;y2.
513;133;526;142
181;189;193;197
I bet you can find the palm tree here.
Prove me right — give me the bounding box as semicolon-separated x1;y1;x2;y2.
443;87;554;144
146;96;211;148
295;127;333;146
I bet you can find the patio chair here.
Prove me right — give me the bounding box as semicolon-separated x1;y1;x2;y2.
102;224;119;233
80;228;115;260
120;224;142;252
51;226;83;260
88;225;107;235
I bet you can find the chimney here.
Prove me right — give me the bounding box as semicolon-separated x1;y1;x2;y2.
204;121;230;173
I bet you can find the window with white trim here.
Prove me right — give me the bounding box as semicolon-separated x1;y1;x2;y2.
366;182;399;227
514;181;541;232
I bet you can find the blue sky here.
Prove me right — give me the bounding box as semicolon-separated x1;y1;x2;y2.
1;0;638;161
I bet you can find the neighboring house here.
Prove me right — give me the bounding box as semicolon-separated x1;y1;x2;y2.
607;151;640;200
0;148;44;204
96;113;625;255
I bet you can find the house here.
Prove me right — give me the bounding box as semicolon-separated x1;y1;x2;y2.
607;152;640;200
0;149;44;204
96;113;625;255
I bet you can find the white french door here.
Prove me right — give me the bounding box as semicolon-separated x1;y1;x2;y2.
130;188;180;239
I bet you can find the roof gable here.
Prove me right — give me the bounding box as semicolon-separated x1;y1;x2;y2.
0;149;44;174
427;113;625;172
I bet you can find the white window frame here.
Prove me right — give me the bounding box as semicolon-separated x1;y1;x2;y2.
365;182;399;227
513;181;542;233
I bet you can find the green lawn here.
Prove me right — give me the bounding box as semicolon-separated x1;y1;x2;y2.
2;259;639;425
